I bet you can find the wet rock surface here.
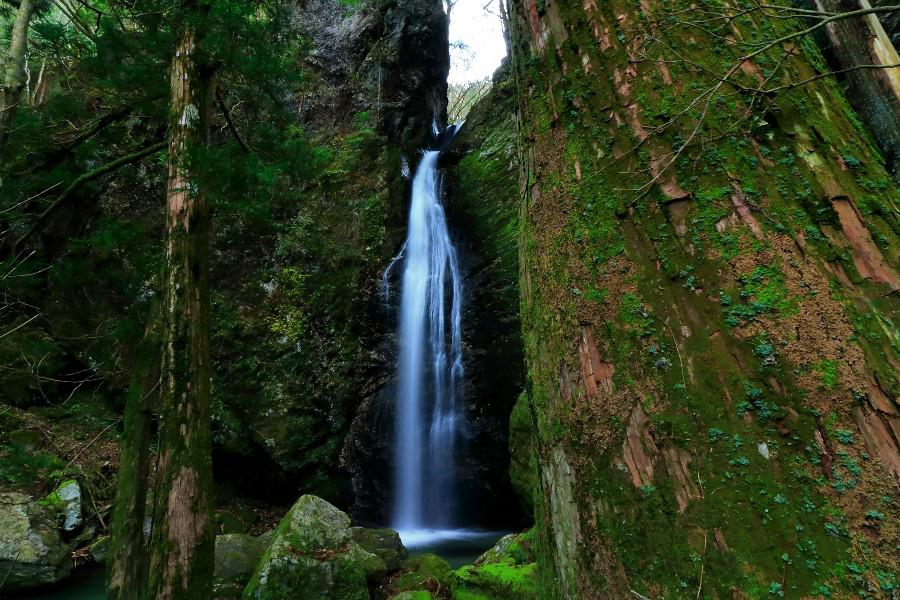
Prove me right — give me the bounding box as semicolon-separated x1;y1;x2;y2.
351;526;408;572
214;532;273;599
47;479;82;533
293;0;449;152
0;492;72;591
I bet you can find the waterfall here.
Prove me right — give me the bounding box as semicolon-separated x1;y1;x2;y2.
393;142;464;535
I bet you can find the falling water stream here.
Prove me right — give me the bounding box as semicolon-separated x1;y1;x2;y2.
382;126;511;563
393;127;466;540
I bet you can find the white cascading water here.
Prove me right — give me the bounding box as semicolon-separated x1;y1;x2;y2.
392;145;464;540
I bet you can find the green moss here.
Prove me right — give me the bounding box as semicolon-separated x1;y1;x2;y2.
391;592;435;600
508;393;538;515
453;563;537;599
816;360;840;389
721;264;797;327
451;591;491;600
40;479;78;511
384;553;453;596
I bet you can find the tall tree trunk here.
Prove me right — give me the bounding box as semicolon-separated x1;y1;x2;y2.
508;0;899;597
146;8;214;599
816;0;900;180
107;314;162;600
0;0;36;163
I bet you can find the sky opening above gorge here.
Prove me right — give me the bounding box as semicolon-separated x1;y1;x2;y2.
448;0;507;84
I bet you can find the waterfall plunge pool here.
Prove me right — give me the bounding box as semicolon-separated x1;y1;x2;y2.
399;528;512;568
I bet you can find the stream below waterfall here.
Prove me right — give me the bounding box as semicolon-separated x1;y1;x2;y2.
405;529;511;568
5;569;106;600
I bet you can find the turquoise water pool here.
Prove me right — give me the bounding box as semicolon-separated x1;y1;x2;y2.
4;569;105;600
401;528;509;568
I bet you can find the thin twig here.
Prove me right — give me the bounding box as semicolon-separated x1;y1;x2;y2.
663;318;686;387
0;182;63;214
216;88;251;155
0;313;39;339
696;531;708;599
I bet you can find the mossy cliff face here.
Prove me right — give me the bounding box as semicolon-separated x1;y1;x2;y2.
504;0;900;597
209;0;449;503
293;0;450;154
443;63;530;526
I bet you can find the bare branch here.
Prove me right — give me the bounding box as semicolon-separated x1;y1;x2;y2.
12;139;167;252
215;87;251;155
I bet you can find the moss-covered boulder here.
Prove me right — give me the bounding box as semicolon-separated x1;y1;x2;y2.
0;492;72;591
44;479;82;533
87;535;108;564
472;531;535;567
351;526;408;572
215;532;272;599
242;495;374;600
215;506;258;535
390;592;435;600
451;531;537;600
383;552;452;597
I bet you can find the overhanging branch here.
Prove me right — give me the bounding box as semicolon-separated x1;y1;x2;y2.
12;140;167;252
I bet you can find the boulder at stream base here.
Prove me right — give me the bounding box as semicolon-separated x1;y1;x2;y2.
351;526;407;572
0;492;72;591
382;553;452;598
215;532;273;599
242;495;375;600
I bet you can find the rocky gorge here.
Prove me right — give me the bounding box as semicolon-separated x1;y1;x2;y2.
1;0;899;597
1;0;528;595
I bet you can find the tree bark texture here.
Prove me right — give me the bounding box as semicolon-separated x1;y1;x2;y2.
508;0;899;597
107;314;162;600
0;0;35;159
147;11;215;600
816;0;900;180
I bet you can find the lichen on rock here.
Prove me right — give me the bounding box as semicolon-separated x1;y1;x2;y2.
242;495;374;600
0;492;72;591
